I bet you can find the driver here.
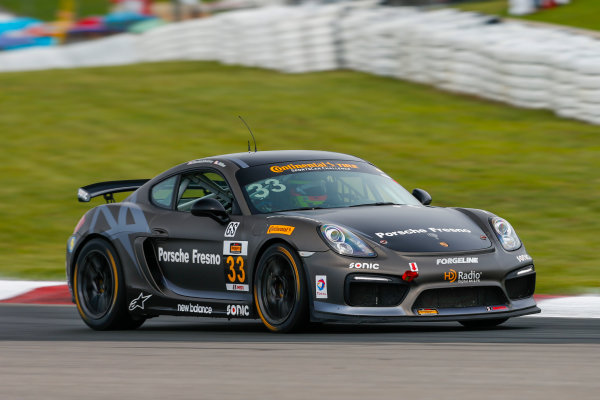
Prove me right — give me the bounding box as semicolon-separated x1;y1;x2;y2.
289;178;328;208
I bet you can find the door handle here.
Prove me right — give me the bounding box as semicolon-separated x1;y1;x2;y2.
151;228;169;238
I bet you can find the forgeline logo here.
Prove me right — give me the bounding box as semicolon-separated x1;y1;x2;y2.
443;269;482;283
227;304;250;317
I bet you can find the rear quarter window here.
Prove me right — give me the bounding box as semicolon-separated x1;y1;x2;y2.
151;176;177;209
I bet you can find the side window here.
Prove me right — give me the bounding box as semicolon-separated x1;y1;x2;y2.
177;171;235;213
151;176;178;209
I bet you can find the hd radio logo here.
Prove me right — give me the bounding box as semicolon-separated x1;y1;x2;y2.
444;269;482;283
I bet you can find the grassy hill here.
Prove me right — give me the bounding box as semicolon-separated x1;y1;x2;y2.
0;61;598;294
0;0;109;21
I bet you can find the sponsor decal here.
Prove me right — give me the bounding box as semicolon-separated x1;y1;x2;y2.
379;240;388;245
226;283;249;292
443;269;482;283
270;161;359;174
187;159;226;167
436;257;478;265
267;225;295;235
486;306;508;312
225;256;246;286
374;227;472;239
188;159;215;165
480;235;488;240
315;275;328;299
349;262;379;270
129;293;151;311
223;241;248;256
67;235;76;253
224;221;240;237
227;304;250;317
439;242;449;248
409;262;418;272
157;247;221;265
417;309;438;315
247;179;286;200
177;303;212;314
516;254;532;263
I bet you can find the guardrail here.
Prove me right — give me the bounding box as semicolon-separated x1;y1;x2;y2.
1;3;599;125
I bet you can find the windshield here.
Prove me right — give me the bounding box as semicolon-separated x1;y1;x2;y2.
237;160;421;214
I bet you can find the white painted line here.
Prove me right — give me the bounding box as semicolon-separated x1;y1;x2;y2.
0;280;66;301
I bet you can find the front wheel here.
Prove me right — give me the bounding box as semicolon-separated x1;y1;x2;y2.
73;239;145;330
459;318;508;329
254;244;308;333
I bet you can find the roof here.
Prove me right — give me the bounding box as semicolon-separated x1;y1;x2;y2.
214;150;365;168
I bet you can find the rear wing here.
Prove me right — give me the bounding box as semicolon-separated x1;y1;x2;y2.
77;179;149;203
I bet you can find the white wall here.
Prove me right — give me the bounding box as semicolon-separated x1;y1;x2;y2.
1;4;599;125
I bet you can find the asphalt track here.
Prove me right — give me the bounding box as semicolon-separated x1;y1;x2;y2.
1;305;599;400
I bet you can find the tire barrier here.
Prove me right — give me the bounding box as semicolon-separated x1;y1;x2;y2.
1;3;599;125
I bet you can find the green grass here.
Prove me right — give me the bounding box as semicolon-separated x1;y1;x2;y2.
0;0;109;21
455;0;600;31
0;61;598;294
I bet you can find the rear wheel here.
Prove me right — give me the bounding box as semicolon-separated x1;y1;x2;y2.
74;239;145;330
254;244;308;333
459;318;508;329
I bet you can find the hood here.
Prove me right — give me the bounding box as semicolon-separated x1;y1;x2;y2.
280;205;492;253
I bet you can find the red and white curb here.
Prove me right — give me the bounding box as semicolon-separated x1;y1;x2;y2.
0;280;598;317
0;280;71;305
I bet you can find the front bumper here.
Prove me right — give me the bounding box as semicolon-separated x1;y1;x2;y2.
302;247;539;323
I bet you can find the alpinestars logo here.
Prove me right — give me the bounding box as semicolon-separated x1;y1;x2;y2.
129;293;152;311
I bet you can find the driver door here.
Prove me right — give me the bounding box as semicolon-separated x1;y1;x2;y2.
148;169;248;300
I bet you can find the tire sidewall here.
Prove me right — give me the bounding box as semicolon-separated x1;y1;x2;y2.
74;238;126;330
254;243;308;333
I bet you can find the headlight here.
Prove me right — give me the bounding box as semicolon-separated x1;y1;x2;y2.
490;217;521;251
319;224;376;257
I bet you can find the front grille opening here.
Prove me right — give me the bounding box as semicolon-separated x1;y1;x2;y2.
413;286;508;310
505;274;536;300
345;275;408;307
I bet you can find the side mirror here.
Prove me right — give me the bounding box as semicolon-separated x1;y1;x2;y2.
412;188;432;205
191;198;230;224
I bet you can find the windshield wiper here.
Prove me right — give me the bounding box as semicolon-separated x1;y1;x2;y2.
279;206;327;212
349;202;400;207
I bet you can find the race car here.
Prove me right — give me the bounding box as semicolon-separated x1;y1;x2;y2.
67;150;539;332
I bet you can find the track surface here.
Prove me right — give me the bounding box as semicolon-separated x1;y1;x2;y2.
1;305;599;400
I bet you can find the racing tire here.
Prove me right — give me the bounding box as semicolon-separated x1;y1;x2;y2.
254;244;308;333
459;318;508;329
74;239;145;330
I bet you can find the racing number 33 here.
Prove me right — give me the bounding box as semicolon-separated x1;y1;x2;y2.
226;256;245;283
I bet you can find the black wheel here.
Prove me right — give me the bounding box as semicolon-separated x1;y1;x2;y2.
254;244;308;333
74;239;145;330
459;318;508;329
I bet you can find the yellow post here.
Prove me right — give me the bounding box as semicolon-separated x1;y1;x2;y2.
56;0;75;44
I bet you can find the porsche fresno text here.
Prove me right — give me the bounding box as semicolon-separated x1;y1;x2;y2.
158;247;221;265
